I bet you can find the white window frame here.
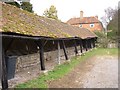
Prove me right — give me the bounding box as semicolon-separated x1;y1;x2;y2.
79;24;82;28
90;24;94;28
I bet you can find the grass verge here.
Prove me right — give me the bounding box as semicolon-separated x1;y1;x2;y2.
16;48;118;88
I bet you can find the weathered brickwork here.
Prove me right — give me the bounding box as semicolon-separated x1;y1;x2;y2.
72;23;103;31
67;11;104;32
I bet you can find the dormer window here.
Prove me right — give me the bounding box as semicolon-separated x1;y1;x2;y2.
90;24;94;28
79;24;82;28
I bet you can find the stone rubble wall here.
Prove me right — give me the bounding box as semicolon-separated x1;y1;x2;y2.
15;46;81;73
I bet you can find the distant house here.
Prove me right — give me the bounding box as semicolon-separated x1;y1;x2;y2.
67;11;104;32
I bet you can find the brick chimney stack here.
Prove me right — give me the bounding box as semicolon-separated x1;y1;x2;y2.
80;11;83;19
95;15;98;19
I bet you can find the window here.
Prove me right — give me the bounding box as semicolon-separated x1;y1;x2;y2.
79;24;82;28
90;24;94;28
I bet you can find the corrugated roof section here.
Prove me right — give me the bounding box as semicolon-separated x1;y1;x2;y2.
1;2;97;39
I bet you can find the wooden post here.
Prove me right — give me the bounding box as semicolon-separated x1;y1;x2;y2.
74;40;78;55
93;38;95;48
91;38;94;48
34;40;45;70
37;40;45;70
39;40;45;70
89;39;92;49
0;60;1;88
79;40;83;53
1;47;8;89
57;41;61;64
87;40;89;49
88;39;90;49
61;40;68;60
85;39;88;51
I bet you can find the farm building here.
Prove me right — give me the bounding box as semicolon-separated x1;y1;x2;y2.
0;2;97;89
67;11;104;32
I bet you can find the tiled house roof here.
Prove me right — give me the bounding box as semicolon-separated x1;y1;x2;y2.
67;17;100;25
1;2;97;39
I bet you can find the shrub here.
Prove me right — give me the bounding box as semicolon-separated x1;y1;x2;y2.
94;31;108;48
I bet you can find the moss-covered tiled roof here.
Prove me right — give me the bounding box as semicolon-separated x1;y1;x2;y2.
1;2;97;39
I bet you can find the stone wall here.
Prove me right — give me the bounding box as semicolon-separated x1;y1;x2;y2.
15;46;81;73
7;45;89;88
107;43;118;48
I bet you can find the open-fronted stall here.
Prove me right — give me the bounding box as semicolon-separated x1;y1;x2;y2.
1;2;97;89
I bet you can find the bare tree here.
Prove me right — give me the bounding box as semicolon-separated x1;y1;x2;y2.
101;7;115;34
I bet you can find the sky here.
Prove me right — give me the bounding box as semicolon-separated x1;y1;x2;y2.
30;0;119;22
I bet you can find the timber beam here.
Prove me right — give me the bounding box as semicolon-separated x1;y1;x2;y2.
61;40;68;60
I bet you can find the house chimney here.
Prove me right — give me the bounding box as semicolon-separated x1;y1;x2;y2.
80;11;83;19
95;15;98;19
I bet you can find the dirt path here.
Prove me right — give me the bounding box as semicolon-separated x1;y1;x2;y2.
48;55;118;88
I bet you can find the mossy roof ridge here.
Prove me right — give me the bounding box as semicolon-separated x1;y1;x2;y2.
47;20;97;39
1;2;96;39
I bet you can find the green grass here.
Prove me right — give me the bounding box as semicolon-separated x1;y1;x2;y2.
16;48;118;88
